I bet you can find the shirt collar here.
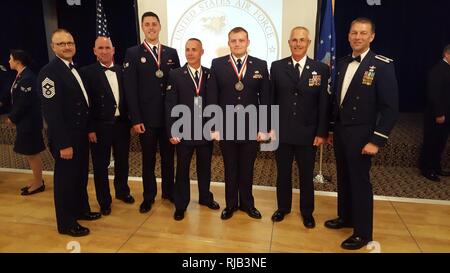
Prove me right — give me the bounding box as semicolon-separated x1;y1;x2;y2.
353;48;370;62
187;64;202;75
231;53;247;62
292;55;307;69
444;58;450;65
145;41;160;49
99;62;114;69
57;56;74;69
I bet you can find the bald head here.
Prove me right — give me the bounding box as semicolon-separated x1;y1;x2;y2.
93;36;115;66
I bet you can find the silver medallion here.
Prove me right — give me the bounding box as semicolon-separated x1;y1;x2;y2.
155;69;164;78
235;81;244;91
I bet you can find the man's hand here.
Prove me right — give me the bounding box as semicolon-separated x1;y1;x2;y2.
88;132;97;143
133;123;146;134
268;129;277;142
60;147;74;160
436;115;445;124
327;133;333;145
362;143;379;155
313;136;325;146
256;132;269;142
210;131;220;141
170;137;181;145
5;117;13;125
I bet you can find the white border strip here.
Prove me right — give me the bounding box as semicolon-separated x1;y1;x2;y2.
2;167;449;206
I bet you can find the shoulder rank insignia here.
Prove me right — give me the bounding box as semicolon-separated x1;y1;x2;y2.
375;55;393;63
42;77;55;99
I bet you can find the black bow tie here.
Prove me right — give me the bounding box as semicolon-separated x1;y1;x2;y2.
349;55;361;63
101;66;116;72
69;63;76;70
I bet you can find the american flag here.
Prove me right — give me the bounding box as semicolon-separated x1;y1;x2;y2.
96;0;110;37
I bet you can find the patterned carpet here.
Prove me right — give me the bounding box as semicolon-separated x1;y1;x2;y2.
1;114;449;200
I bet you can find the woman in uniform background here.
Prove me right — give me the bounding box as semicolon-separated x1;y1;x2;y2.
6;49;45;195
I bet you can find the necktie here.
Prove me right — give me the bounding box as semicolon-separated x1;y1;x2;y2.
69;63;76;70
350;55;361;63
152;46;158;59
237;59;242;73
102;66;116;72
194;70;200;86
295;63;301;78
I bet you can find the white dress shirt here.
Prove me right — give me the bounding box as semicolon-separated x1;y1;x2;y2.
58;57;89;106
340;48;370;105
100;62;120;116
231;53;248;77
292;55;307;78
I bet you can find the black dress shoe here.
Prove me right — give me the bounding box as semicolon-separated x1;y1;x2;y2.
116;194;135;204
199;200;220;210
162;194;174;203
341;235;370;250
79;212;101;221
302;215;316;229
243;207;262;219
438;170;450;177
21;184;45;196
21;180;45;192
324;217;352;229
422;171;440;182
101;207;111;216
271;210;289;222
139;199;154;213
174;209;185;221
221;207;237;220
59;224;90;237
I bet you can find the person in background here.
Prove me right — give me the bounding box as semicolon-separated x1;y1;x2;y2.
420;44;450;182
7;49;45;195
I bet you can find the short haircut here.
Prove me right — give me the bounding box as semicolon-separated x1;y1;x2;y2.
141;11;160;23
186;38;202;47
51;28;72;40
10;49;31;66
95;35;114;47
443;44;450;56
350;17;375;33
290;26;310;39
228;27;249;39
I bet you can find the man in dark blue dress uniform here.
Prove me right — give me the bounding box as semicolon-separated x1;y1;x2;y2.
38;29;101;237
123;12;181;213
270;26;330;228
81;36;134;216
325;18;399;250
165;38;220;221
207;27;271;220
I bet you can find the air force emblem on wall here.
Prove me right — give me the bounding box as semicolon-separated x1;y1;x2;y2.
42;77;55;99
